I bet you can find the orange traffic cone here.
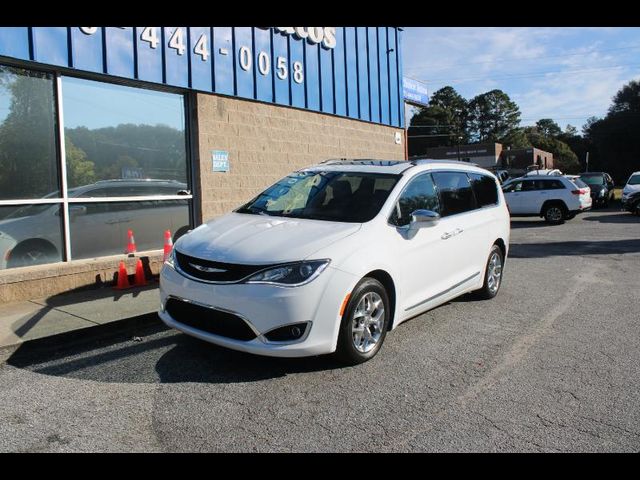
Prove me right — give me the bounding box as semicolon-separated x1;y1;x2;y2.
163;230;173;262
134;259;147;286
126;229;137;255
114;260;131;290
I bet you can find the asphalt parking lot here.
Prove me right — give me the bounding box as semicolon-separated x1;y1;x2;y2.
1;206;639;452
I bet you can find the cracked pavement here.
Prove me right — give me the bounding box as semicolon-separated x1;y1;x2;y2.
0;207;639;452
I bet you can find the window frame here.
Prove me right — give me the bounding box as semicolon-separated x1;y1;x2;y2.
0;61;194;268
387;171;441;227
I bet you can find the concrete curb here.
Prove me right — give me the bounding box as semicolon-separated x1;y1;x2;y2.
0;312;169;366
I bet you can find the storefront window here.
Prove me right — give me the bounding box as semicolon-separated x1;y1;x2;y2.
68;200;189;260
61;77;188;193
0;65;192;270
0;66;59;200
0;204;64;269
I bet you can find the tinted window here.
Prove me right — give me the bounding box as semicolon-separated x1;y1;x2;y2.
580;174;605;186
431;172;477;217
389;173;440;226
468;173;498;207
502;181;522;193
236;171;400;223
570;177;588;189
540;179;565;190
522;180;537;191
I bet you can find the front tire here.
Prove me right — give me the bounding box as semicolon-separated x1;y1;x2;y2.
475;245;504;300
335;278;390;365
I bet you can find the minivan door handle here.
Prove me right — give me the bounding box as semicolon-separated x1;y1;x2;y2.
441;228;463;240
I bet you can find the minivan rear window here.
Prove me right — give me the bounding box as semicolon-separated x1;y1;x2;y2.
432;172;478;216
468;173;498;207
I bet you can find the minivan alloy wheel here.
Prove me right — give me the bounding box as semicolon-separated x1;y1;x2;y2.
487;251;502;295
351;292;385;353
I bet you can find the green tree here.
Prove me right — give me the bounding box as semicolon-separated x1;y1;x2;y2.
608;79;640;115
526;130;581;174
0;68;58;199
535;118;562;138
65;137;96;188
467;89;521;143
409;86;469;153
582;80;640;182
500;127;531;149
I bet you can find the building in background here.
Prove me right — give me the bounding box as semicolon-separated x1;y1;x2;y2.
0;27;405;302
412;142;554;177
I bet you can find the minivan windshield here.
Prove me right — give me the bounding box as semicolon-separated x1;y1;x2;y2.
236;171;400;223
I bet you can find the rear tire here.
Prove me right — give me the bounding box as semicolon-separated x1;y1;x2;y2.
543;203;566;224
335;278;390;365
474;245;504;300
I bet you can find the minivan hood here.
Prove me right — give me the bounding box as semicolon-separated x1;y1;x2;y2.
176;212;361;264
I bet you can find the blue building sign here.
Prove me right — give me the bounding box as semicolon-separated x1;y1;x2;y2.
0;27;405;128
403;77;430;107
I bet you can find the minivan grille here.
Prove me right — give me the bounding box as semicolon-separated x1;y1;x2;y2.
175;250;269;283
165;298;257;341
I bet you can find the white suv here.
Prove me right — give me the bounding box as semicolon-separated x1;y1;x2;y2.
159;159;510;364
502;175;589;224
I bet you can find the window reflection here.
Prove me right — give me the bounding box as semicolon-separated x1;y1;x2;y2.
68;200;189;260
0;204;63;269
61;76;188;194
0;66;59;200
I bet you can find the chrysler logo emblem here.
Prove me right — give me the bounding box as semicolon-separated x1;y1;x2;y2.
189;263;227;273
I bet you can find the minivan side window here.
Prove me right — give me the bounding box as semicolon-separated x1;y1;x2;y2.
431;171;478;217
389;173;440;227
468;173;499;207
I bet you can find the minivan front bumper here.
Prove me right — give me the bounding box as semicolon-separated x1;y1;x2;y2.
158;262;358;357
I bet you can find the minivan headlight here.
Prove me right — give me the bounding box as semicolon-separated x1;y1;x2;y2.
164;248;176;269
245;260;330;286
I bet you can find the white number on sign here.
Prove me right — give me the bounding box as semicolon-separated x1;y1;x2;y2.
193;34;209;61
168;28;186;55
239;46;252;71
293;61;304;83
276;56;287;80
258;51;270;75
80;27;98;35
140;27;159;49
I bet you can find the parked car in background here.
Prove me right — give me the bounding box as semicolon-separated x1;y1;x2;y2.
160;159;510;364
579;172;615;208
502;175;589;224
565;175;593;212
523;169;563;177
621;171;640;215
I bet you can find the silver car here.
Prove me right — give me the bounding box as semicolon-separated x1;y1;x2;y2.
0;179;190;269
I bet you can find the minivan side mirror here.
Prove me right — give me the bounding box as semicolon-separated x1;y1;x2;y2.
410;209;440;227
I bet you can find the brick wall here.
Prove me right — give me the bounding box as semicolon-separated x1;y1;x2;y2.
195;94;406;222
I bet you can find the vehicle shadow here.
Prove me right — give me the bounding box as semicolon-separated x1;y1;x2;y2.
509;219;551;229
582;212;639;223
509;239;640;258
5;318;347;385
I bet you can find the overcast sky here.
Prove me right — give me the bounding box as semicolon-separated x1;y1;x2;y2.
403;27;640;132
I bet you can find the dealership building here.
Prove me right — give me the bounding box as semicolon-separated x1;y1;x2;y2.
0;27;406;303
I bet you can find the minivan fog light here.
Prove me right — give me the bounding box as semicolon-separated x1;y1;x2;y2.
245;260;330;286
264;322;310;342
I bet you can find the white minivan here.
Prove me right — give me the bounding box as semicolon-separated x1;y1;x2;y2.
159;159;510;364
